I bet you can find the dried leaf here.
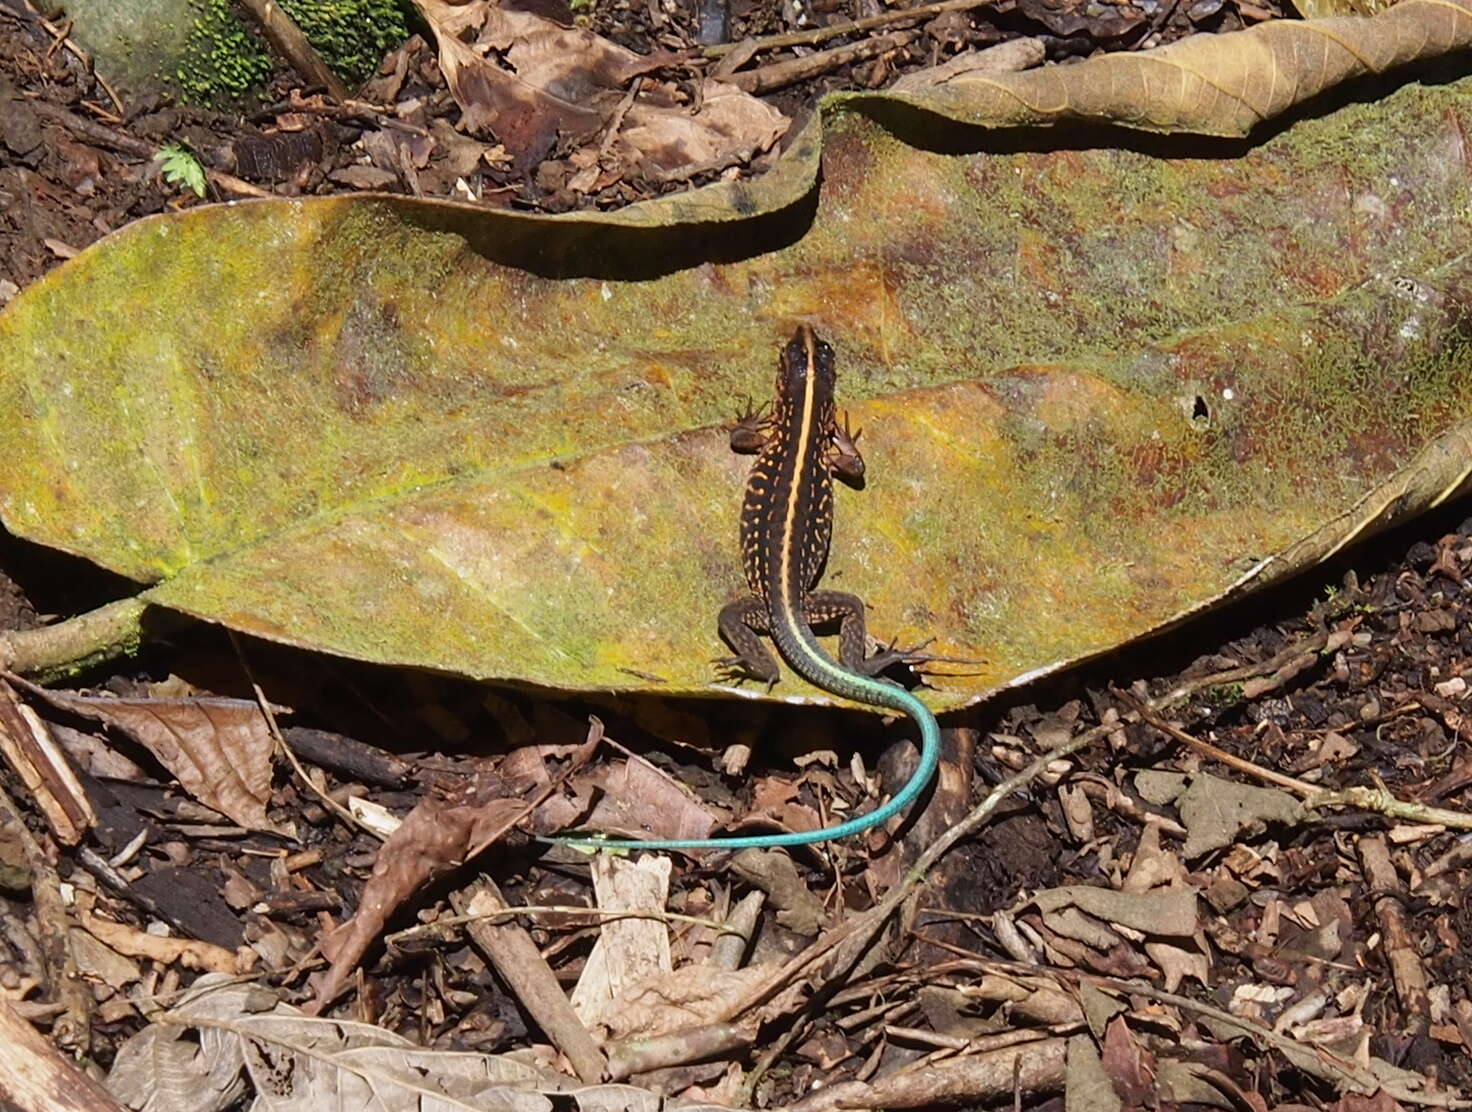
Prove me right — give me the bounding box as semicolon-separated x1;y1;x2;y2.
729;848;825;936
858;0;1472;138
412;0;785;180
577;756;726;842
592;965;775;1040
68;927;142;991
416;0;600;166
5;57;1472;709
105;1022;246;1112
316;776;531;1006
117;975;569;1112
32;689;287;837
619;82;788;183
1177;774;1303;858
1064;1033;1123;1112
1101;1016;1155;1106
1155;1059;1241;1109
1145;936;1212;992
1034;884;1199;938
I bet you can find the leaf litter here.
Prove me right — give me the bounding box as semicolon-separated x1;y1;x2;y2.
0;507;1468;1109
6;2;1472;1110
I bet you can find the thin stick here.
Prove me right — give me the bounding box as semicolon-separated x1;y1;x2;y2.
703;0;993;59
1125;692;1472;830
1123;693;1316;795
236;0;351;103
727;31;915;94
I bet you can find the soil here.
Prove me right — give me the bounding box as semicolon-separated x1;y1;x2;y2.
1;2;1467;1110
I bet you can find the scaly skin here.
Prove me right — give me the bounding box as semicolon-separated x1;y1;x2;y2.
544;326;938;851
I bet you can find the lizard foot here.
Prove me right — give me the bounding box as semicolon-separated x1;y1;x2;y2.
713;655;780;689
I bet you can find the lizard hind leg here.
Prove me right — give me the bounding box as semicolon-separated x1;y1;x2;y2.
716;596;781;686
806;590;933;678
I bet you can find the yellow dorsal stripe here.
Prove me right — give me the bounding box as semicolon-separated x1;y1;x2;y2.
777;330;817;611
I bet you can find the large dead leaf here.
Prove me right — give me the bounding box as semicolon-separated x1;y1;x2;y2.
3;40;1472;710
853;0;1472;138
1137;770;1303;858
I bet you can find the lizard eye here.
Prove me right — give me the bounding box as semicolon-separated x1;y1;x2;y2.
813;338;836;384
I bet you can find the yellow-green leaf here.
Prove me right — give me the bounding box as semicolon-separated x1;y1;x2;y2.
2;47;1471;711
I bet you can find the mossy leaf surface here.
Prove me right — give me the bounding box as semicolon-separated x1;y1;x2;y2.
2;55;1472;709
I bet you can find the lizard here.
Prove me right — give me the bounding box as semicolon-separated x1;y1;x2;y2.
544;325;939;851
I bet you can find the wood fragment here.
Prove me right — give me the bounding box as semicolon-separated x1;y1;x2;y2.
1357;835;1430;1031
0;598;156;679
281;727;412;788
605;1021;755;1080
0;997;128;1112
891;36;1046;90
788;1036;1067;1111
0;681;94;843
726;32;916;94
703;0;991;58
707;890;763;971
455;880;608;1084
236;0;351;103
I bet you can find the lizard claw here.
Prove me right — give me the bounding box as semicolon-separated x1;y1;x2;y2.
713;655;778;688
861;637;939;677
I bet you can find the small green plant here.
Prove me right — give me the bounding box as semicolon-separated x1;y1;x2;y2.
157;145;208;198
1200;681;1245;707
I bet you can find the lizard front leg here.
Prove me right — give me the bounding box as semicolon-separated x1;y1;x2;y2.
730;397;771;454
824;410;865;488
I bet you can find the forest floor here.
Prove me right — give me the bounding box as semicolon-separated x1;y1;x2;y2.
2;1;1467;1110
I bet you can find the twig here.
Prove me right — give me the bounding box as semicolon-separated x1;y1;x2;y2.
454;880;608;1084
727;31;915;94
385;903;744;950
0;598;155;680
709;890;764;970
1123;693;1317;795
1125;692;1472;830
703;0;993;58
0;997;128;1112
23;100;152;158
1157;628;1332;705
606;1022;755;1080
208;169;276;198
1358;835;1430;1032
33;12;124;116
236;0;351;103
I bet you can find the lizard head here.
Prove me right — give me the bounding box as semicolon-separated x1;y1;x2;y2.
776;325;837;412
